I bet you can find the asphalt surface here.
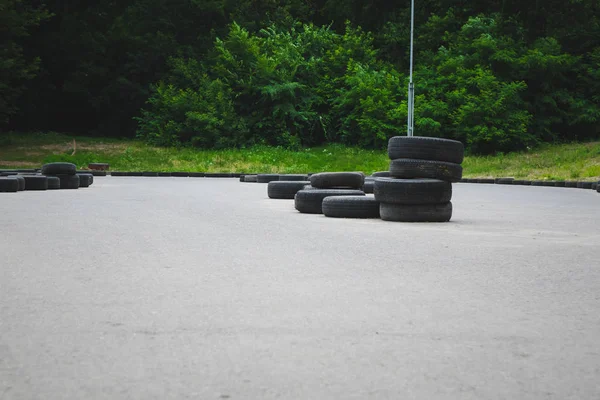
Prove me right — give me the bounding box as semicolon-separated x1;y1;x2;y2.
1;178;599;400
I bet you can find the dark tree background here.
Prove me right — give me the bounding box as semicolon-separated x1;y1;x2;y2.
1;0;599;153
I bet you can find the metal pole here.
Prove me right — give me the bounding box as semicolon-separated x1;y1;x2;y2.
407;0;415;136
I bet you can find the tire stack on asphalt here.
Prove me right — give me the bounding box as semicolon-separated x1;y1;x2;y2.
42;162;81;189
363;171;389;194
294;172;369;215
375;136;464;222
267;174;310;199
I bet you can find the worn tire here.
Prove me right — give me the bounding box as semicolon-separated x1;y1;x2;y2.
158;172;171;177
371;171;390;178
380;202;453;222
41;162;76;175
54;174;80;189
23;175;48;190
591;182;597;190
171;172;189;177
495;177;514;184
257;174;280;183
294;189;365;214
47;176;60;189
268;181;311;199
278;174;309;181
477;178;495;184
389;158;462;182
565;181;578;188
110;171;127;176
577;182;593;189
243;175;258;182
142;171;158;177
373;178;452;205
310;172;365;189
363;180;374;194
322;196;380;218
388;136;464;164
11;175;26;191
0;177;19;192
77;173;93;187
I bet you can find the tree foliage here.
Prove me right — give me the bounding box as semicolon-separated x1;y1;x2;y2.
1;0;599;154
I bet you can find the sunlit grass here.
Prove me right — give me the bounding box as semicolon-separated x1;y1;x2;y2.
1;131;599;180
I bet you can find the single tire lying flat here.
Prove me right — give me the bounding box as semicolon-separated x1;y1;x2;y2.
371;171;390;178
0;177;19;192
12;175;26;191
23;175;48;190
374;178;452;205
268;181;311;199
577;182;593;189
310;172;365;189
257;174;280;183
54;174;80;189
189;172;205;177
243;175;258;182
592;182;598;191
322;196;380;218
142;171;158;177
477;178;495;184
389;158;462;182
77;173;93;187
294;189;365;214
127;172;143;177
47;176;60;189
41;162;76;175
110;172;127;176
565;181;578;188
388;136;464;164
495;178;514;184
171;172;189;177
278;174;309;181
380;202;453;222
363;180;374;194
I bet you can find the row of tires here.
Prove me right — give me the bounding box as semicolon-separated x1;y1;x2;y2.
0;163;95;192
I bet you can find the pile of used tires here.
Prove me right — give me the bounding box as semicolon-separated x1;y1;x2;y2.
0;162;94;192
247;136;465;222
375;136;464;222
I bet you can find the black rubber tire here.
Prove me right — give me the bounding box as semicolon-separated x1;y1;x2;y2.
0;172;18;176
371;171;390;178
243;175;258;182
373;178;452;205
554;181;565;187
54;174;80;189
477;178;495;184
142;171;158;177
127;172;143;177
495;177;514;184
0;177;19;192
389;158;462;182
239;175;245;182
257;174;280;183
597;184;600;193
322;196;380;218
512;180;526;185
189;172;205;177
90;171;107;176
205;173;233;178
388;136;464;164
110;171;127;176
363;180;374;194
565;181;578;188
268;181;311;199
577;182;593;189
591;182;597;190
531;181;544;186
171;172;189;177
77;173;93;187
278;174;309;181
47;176;60;189
158;172;172;177
380;202;453;222
294;189;365;214
10;175;26;191
23;175;48;190
309;172;365;189
41;162;76;175
542;181;555;187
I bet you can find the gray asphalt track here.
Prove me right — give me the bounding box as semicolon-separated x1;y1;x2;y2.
1;178;599;400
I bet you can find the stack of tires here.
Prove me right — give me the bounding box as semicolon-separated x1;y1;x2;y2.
375;136;464;222
294;172;372;216
42;162;82;189
267;175;310;199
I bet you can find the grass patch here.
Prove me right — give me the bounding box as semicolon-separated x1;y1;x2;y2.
1;131;599;180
